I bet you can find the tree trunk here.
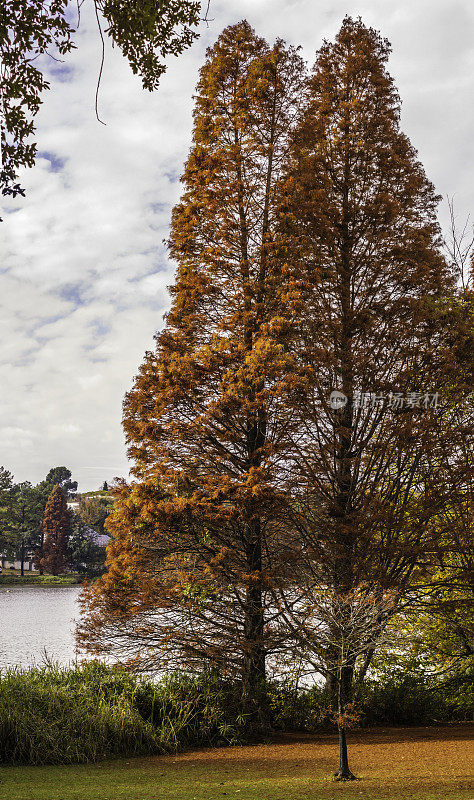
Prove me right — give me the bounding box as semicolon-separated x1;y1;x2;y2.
356;644;376;685
335;723;355;781
324;668;338;711
242;519;268;731
20;536;25;577
242;600;266;725
331;108;356;782
334;664;356;781
38;530;44;574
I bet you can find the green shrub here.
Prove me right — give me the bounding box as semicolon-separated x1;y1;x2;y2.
136;671;249;749
356;670;474;726
267;682;330;731
356;676;443;726
2;664;471;766
441;672;474;720
268;670;474;732
267;672;474;731
0;663;156;765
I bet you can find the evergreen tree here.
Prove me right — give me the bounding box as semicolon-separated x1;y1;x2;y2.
0;471;44;573
32;466;77;572
10;483;44;575
40;484;71;575
67;514;108;576
0;466;16;555
41;466;77;500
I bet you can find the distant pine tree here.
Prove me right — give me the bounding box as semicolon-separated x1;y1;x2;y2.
40;485;71;575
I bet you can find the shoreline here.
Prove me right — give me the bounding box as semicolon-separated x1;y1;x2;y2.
0;574;81;587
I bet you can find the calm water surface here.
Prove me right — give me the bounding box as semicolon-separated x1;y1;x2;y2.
0;586;81;669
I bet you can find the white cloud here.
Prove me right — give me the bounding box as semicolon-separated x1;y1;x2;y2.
1;0;473;489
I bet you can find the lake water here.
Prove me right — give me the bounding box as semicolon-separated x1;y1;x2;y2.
0;586;81;670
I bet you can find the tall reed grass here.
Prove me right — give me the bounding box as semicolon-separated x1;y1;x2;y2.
0;663;247;765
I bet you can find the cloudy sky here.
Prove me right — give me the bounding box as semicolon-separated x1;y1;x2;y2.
1;0;473;490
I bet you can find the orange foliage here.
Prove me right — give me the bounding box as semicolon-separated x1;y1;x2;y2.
78;22;474;743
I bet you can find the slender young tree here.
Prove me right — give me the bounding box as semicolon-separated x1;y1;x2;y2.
41;484;71;575
274;16;473;779
78;21;305;722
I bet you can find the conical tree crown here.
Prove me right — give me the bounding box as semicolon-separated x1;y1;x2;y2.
41;484;70;576
281;15;455;404
124;20;305;499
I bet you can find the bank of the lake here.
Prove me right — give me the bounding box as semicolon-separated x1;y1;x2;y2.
0;573;80;586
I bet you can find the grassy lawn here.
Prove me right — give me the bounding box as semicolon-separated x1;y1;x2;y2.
1;724;472;800
0;571;79;586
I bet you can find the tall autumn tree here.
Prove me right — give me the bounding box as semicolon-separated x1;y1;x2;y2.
78;21;305;719
273;17;473;779
78;17;474;768
40;484;71;575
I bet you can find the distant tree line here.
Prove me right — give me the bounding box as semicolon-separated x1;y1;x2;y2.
0;466;112;576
